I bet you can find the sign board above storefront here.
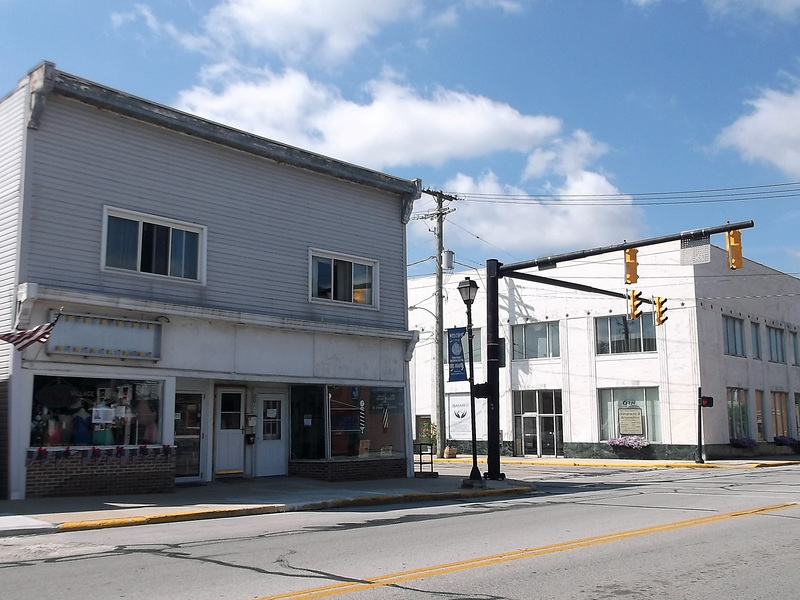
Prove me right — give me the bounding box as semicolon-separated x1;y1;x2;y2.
46;313;163;360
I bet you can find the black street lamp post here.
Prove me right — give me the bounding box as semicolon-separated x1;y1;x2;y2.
457;277;483;484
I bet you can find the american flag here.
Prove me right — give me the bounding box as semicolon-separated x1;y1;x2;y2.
0;312;61;351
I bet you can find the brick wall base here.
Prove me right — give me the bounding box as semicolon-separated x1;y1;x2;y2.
289;458;406;481
25;449;175;498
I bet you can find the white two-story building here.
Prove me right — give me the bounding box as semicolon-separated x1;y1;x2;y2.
409;241;800;460
0;62;421;499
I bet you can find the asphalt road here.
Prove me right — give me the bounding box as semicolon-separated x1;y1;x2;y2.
1;464;798;599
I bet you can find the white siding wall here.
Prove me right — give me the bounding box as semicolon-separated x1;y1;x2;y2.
23;96;408;330
0;84;26;496
0;86;25;366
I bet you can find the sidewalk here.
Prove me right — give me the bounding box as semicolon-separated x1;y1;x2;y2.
1;456;796;537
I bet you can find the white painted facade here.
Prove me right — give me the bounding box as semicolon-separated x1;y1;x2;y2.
0;63;421;499
409;241;800;459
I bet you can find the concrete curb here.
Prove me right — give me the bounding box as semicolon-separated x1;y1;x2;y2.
56;485;534;533
439;458;800;469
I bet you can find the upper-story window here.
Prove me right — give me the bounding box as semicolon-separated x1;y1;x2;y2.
767;326;786;363
723;316;745;357
512;321;560;359
311;251;376;306
751;322;762;360
103;207;205;282
595;314;655;355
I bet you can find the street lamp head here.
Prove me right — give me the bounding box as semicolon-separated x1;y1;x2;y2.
458;277;479;306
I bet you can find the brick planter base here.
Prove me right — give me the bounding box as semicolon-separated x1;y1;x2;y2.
25;449;175;498
289;458;406;481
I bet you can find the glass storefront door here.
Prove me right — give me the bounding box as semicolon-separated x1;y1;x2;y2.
175;392;202;477
514;390;563;457
523;415;537;455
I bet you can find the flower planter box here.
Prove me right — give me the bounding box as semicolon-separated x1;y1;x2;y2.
611;446;653;460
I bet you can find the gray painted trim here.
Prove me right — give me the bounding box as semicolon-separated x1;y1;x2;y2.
25;62;422;217
31;284;416;342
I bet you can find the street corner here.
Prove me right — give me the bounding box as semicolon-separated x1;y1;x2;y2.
0;514;57;537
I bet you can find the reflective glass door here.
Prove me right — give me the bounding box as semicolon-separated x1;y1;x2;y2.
523;416;537;455
175;392;202;477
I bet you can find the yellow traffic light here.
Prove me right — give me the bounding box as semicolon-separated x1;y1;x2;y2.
726;230;742;270
629;290;642;320
624;248;639;284
654;296;668;325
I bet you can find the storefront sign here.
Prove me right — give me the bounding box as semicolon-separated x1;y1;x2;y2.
618;407;644;436
47;313;162;359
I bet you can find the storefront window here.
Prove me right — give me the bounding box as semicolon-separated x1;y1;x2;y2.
599;387;661;442
328;386;405;459
31;375;163;447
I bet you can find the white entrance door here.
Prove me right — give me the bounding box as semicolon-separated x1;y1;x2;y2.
255;392;287;476
215;389;245;475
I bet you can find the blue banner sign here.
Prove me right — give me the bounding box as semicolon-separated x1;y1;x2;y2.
448;327;467;382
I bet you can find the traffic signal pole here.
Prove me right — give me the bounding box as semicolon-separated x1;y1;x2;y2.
485;259;502;480
482;220;754;480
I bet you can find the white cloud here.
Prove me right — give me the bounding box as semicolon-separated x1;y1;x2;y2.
522;130;609;180
627;0;800;19
114;0;423;66
716;82;800;177
704;0;800;20
111;4;211;53
176;69;561;170
435;167;642;259
202;0;423;65
465;0;525;13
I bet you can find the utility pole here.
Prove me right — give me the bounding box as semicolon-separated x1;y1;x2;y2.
415;190;455;458
434;191;446;458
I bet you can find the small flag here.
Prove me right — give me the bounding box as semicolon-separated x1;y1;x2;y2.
0;312;61;351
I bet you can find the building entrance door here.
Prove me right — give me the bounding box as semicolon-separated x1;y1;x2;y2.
522;415;538;455
540;415;562;456
514;389;564;457
255;392;287;476
215;388;245;475
175;392;203;478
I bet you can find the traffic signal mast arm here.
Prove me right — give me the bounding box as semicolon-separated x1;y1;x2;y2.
498;220;754;276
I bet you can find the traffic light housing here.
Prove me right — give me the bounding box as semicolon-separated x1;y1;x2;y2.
700;396;714;408
654;296;668;325
629;290;642;320
624;248;639;284
726;230;742;270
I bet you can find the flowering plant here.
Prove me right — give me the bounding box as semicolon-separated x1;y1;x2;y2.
417;422;437;444
730;437;758;448
606;436;650;449
773;436;799;446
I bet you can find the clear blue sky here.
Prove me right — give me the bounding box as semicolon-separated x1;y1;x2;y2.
3;0;800;279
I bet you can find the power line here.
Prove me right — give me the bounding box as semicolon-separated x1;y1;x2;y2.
446;180;800;206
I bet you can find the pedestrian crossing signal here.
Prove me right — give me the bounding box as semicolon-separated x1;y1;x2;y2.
700;396;714;408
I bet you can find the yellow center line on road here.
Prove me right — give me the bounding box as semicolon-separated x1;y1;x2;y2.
258;502;796;600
